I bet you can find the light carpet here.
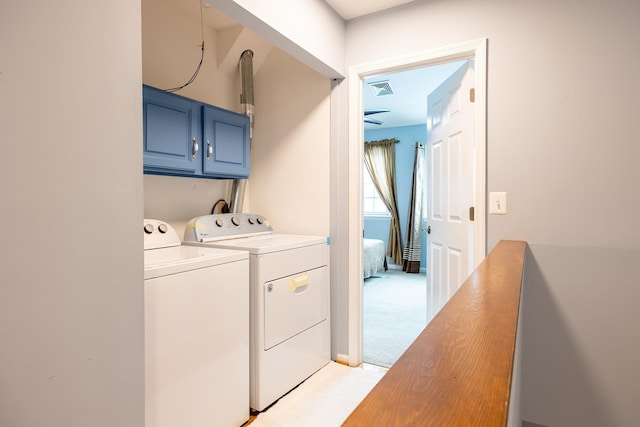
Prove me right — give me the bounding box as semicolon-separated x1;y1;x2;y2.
249;362;386;427
363;268;427;368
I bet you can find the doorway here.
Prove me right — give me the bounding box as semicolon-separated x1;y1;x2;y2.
347;38;488;367
361;60;469;367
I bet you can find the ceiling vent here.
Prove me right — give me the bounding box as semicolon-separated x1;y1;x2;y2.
368;80;394;97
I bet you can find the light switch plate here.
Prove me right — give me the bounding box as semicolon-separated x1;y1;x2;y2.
490;192;507;214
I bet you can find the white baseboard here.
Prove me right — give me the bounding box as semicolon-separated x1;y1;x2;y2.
335;353;349;365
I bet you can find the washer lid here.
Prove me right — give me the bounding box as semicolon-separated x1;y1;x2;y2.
191;234;327;255
144;245;248;280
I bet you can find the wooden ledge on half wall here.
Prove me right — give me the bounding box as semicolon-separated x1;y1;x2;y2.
342;240;527;427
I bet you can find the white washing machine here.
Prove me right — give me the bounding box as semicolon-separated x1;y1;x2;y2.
183;213;330;411
143;219;250;427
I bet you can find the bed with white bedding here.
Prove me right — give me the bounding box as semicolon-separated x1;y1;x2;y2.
363;238;387;279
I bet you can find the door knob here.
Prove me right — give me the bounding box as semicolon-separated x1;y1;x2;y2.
427;225;431;234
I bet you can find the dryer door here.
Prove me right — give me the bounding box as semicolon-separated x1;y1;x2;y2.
263;266;328;350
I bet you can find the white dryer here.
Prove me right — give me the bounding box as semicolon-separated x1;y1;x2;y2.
144;219;250;427
183;213;330;411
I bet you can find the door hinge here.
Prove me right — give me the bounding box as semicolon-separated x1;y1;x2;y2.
469;206;475;221
470;88;475;103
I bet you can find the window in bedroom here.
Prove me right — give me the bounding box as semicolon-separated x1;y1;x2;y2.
363;170;389;216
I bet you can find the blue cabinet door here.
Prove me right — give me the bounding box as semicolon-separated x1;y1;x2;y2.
202;105;250;178
143;85;199;174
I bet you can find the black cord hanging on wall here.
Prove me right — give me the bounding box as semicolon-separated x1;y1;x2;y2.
164;1;206;92
211;199;230;214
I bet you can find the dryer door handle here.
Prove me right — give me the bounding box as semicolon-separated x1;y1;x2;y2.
288;273;309;293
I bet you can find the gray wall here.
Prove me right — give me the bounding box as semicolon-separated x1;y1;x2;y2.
0;1;144;426
346;0;640;425
523;245;639;426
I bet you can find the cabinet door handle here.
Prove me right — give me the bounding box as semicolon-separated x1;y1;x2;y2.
206;140;213;160
192;137;199;158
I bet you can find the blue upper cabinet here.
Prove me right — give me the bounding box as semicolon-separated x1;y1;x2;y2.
142;85;250;179
143;86;199;175
202;105;250;178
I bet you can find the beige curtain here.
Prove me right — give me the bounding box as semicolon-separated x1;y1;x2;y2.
364;138;403;264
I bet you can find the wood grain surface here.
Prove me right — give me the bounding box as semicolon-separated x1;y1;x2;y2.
342;240;527;427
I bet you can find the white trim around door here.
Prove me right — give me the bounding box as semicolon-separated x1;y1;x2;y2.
346;38;488;366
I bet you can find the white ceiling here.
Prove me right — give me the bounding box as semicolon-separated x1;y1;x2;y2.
363;61;467;130
324;0;416;20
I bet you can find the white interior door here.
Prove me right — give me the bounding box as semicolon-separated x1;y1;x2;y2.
426;60;475;321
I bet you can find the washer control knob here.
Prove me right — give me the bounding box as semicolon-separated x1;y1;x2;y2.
248;217;255;225
231;216;240;226
215;218;224;227
256;217;264;224
144;224;154;234
158;223;168;234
